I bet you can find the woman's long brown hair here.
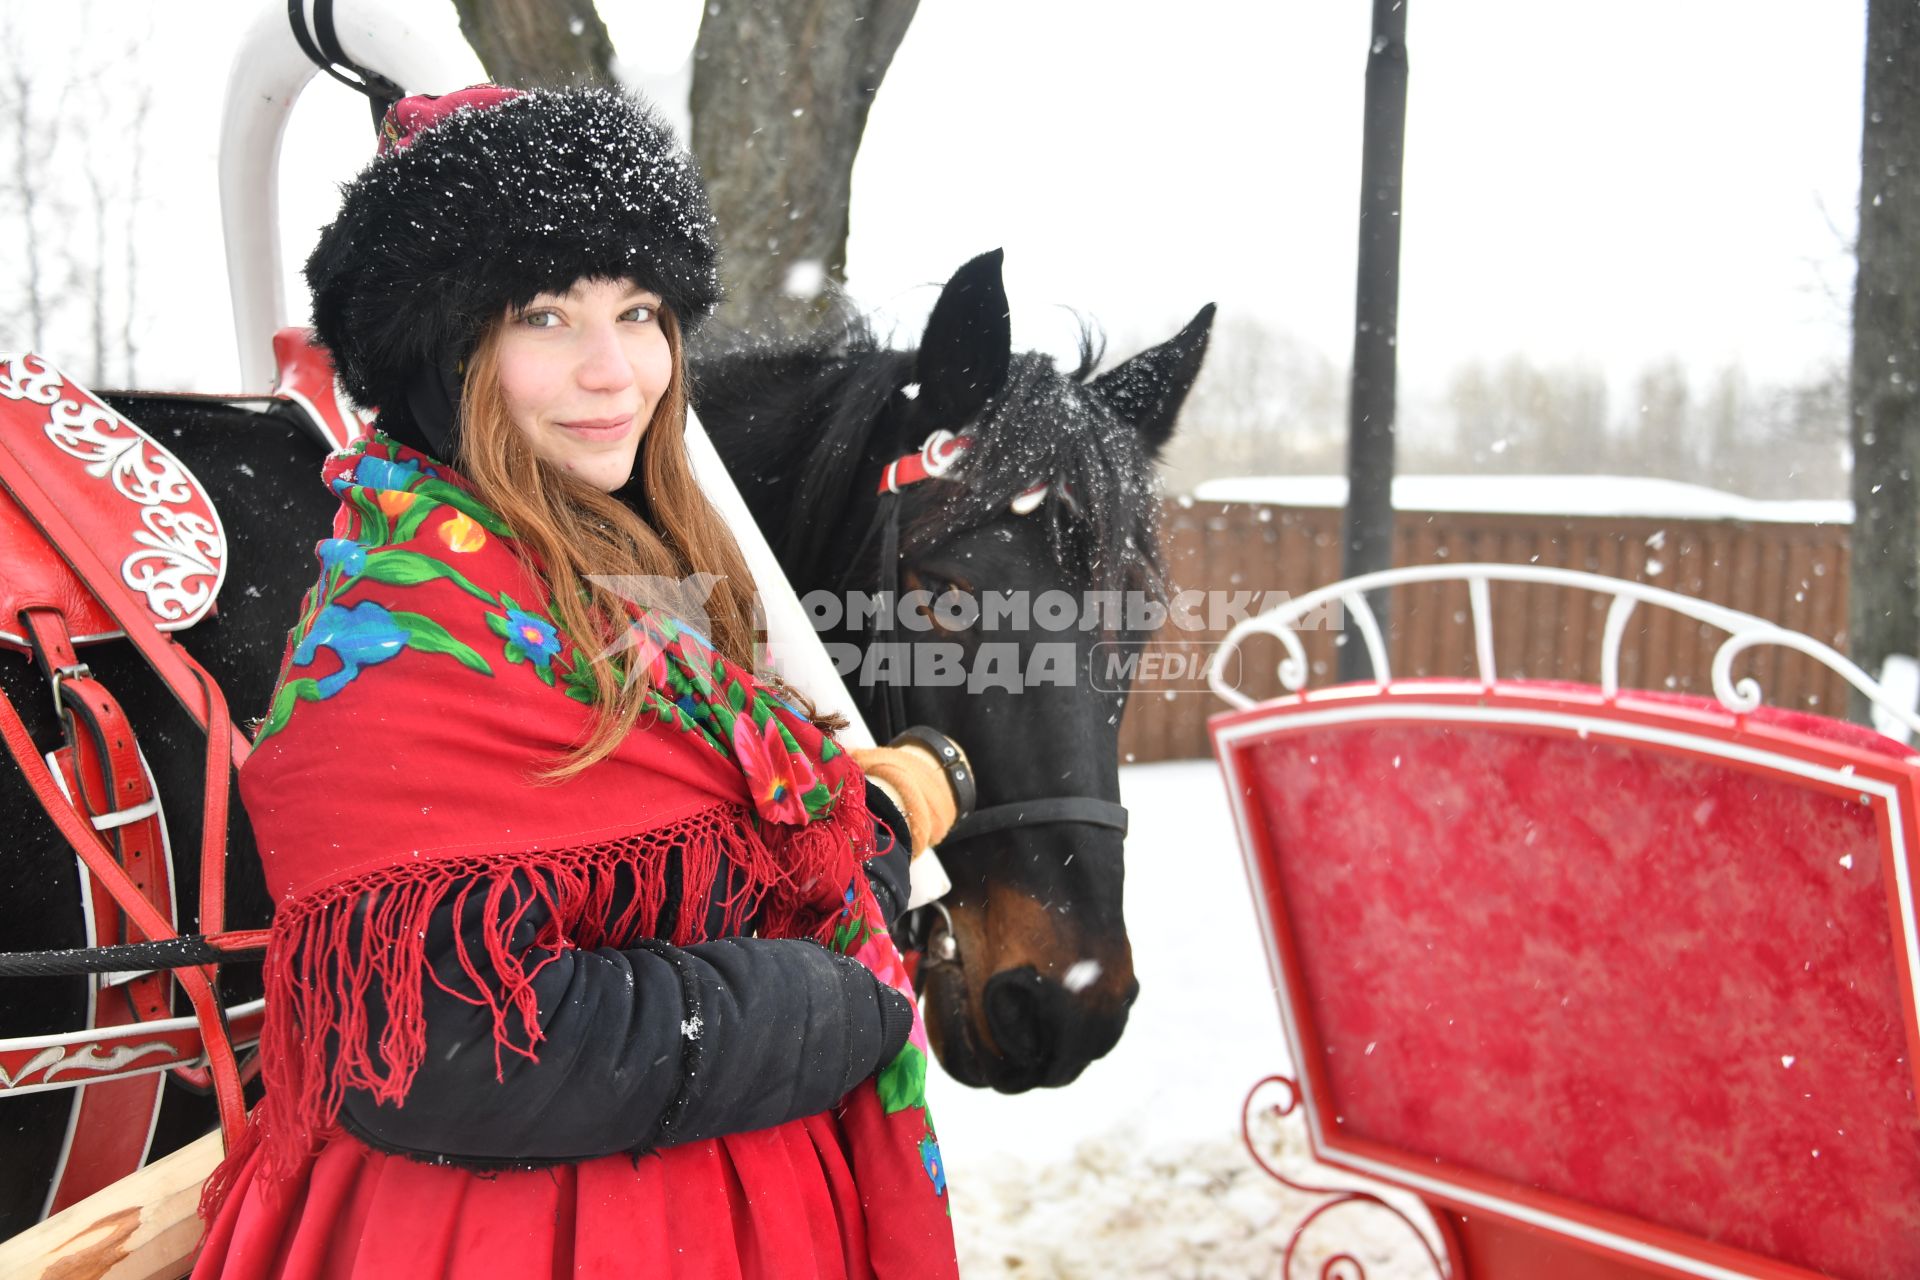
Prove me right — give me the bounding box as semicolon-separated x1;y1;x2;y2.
456;305;776;782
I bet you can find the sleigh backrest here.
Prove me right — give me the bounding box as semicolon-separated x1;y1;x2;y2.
1211;565;1920;1279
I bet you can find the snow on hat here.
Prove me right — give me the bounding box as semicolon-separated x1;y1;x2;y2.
305;84;721;436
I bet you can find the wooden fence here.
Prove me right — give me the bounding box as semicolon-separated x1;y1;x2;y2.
1114;501;1853;764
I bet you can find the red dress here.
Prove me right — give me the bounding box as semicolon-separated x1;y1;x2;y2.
195;1108;937;1279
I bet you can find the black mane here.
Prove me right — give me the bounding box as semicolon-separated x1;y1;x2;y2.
693;320;1166;602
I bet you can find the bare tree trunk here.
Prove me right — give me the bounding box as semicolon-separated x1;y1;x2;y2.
86;163;107;383
1849;0;1920;721
449;0;615;88
1340;0;1409;681
123;81;150;384
10;62;45;348
689;0;919;339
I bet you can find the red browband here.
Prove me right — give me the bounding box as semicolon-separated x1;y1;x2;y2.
877;430;971;494
875;430;1060;514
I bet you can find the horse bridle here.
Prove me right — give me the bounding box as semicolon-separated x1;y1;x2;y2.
858;431;1131;852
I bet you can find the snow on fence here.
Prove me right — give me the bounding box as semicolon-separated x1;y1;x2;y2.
1116;498;1852;764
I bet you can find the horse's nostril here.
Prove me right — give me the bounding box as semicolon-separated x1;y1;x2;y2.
983;969;1052;1067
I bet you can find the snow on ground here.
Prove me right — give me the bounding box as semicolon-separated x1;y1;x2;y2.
927;760;1442;1277
1192;474;1851;526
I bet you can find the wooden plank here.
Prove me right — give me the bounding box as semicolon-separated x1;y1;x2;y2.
1495;529;1531;679
1522;527;1558;681
1752;527;1790;705
1428;516;1459;674
0;1129;219;1280
1665;529;1699;697
1402;514;1438;676
1691;528;1730;706
1805;536;1845;713
1778;537;1817;707
1560;529;1599;683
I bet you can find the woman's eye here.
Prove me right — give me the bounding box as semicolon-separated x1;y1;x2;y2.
521;310;560;329
624;305;657;324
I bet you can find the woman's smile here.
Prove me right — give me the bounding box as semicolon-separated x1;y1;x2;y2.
554;413;637;440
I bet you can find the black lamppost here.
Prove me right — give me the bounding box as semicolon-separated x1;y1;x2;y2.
1340;0;1409;681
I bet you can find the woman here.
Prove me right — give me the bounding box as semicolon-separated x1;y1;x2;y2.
194;85;964;1279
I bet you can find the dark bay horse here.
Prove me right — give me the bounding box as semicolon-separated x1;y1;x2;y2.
698;250;1213;1091
0;256;1210;1230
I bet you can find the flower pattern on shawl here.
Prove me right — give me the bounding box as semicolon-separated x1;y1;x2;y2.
437;511;487;553
509;611;561;662
376;489;417;519
490;599;563;673
333;453;424;496
920;1135;947;1195
316;538;366;577
295;601;408;698
730;712;819;825
264;433;857;827
259;440;501;741
835;871;947;1209
619;619;675;693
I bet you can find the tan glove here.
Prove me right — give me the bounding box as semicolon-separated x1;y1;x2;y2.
853;742;960;855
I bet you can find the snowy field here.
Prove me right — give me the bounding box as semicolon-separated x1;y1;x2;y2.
928;760;1443;1278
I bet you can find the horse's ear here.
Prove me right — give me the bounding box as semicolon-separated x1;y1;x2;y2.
1092;303;1215;459
915;249;1013;426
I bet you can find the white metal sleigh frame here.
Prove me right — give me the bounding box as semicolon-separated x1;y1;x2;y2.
1210;561;1920;741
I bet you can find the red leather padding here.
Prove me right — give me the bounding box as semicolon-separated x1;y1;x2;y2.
1235;683;1920;1279
0;487;116;648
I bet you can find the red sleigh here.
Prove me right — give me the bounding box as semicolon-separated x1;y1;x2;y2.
1210;564;1920;1280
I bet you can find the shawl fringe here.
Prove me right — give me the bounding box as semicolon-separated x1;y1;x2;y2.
203;797;873;1220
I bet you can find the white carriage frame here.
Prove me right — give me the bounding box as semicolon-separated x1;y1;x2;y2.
1208;562;1920;744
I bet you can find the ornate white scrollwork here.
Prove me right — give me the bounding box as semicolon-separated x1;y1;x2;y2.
0;352;64;406
1;1040;184;1090
0;1048;65;1091
43;397;197;506
126;508;223;621
0;354;226;627
39;1040;178;1084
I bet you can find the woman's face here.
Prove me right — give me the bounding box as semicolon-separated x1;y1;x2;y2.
494;277;672;492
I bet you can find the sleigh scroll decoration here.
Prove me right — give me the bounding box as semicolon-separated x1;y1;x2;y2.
1211;564;1920;1280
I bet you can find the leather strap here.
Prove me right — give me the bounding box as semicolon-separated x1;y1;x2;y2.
0;666;249;1148
889;725;976;820
23;611;183;1209
944;796;1130;844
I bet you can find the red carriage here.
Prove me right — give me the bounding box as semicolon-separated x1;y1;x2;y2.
1214;563;1920;1279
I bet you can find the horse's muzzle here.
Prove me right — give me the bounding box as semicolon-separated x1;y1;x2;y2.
976;965;1139;1092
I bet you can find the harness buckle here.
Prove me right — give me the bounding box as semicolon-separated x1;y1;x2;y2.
49;662;93;721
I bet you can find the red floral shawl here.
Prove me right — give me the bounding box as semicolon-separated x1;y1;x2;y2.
205;434;953;1275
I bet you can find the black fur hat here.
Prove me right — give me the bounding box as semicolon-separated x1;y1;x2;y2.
305;85;721;445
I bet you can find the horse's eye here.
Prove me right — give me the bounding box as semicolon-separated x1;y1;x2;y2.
904;567;976;633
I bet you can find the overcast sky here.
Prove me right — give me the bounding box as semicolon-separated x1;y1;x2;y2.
6;1;1867;409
